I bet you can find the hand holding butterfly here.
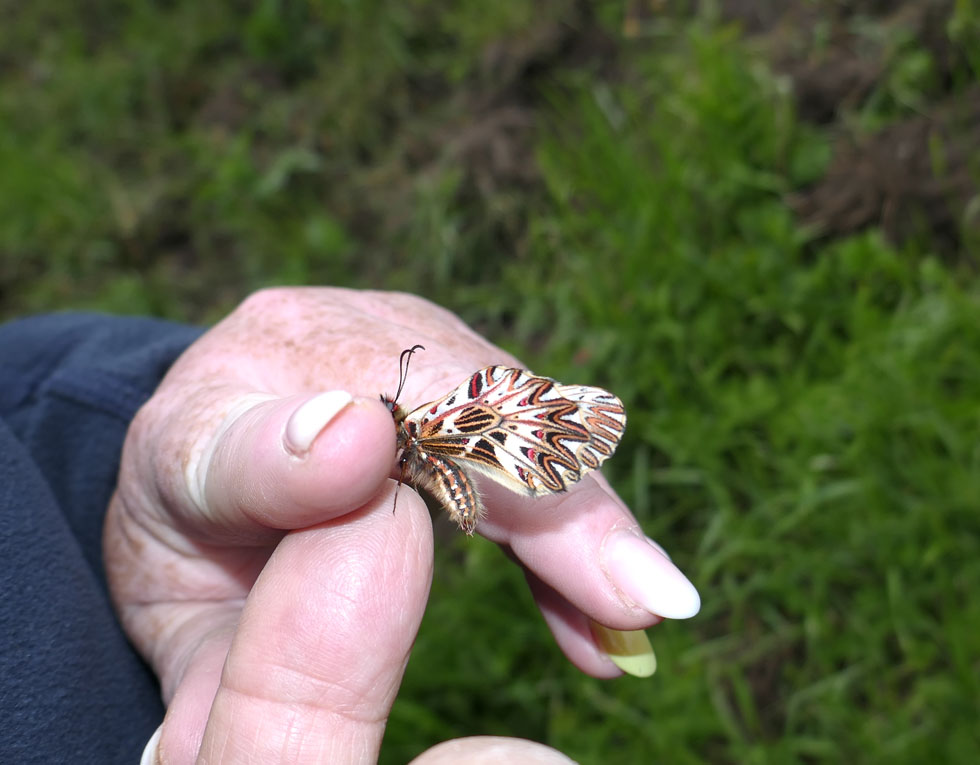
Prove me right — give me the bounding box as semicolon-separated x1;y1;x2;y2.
105;287;700;764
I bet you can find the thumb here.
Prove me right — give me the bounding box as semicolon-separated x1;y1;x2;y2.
190;390;397;536
175;483;434;762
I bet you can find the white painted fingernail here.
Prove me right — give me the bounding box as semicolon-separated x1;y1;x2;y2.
140;724;162;765
603;531;701;619
283;391;354;455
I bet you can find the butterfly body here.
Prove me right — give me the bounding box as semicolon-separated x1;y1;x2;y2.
384;358;626;534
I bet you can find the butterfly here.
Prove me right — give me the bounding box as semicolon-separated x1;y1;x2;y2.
382;345;626;534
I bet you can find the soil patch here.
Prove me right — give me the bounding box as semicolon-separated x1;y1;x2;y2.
718;0;978;260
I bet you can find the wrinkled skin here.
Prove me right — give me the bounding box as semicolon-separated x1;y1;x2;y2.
105;288;696;763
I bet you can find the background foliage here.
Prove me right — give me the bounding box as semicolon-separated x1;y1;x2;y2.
3;1;979;762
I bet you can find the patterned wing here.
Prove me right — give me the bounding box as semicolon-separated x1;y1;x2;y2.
404;365;626;497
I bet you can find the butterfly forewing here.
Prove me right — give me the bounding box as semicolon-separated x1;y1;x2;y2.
390;362;626;534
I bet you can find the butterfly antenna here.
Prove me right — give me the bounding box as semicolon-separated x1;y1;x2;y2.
393;344;425;404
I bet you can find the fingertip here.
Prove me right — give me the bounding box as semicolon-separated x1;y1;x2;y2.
139;725;161;765
199;483;434;763
286;394;397;516
602;531;701;620
411;737;578;765
527;573;629;679
283;390;355;456
200;393;397;533
590;621;657;678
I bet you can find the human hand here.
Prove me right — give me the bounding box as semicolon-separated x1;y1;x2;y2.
105;287;700;763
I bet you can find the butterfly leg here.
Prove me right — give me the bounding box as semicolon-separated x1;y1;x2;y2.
392;456;410;515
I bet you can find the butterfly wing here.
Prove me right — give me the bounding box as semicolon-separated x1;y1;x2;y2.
403;365;626;498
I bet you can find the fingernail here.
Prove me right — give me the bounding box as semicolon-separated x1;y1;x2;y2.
140;724;162;765
283;390;354;455
603;531;701;619
591;621;657;678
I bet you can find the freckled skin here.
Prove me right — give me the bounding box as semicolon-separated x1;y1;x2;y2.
97;286;672;765
107;287;523;700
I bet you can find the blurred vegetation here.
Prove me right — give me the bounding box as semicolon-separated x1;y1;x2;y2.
3;1;979;763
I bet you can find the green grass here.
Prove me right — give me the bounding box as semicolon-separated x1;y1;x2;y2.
3;2;979;763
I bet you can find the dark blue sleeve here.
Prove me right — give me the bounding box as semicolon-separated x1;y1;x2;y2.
0;313;204;764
